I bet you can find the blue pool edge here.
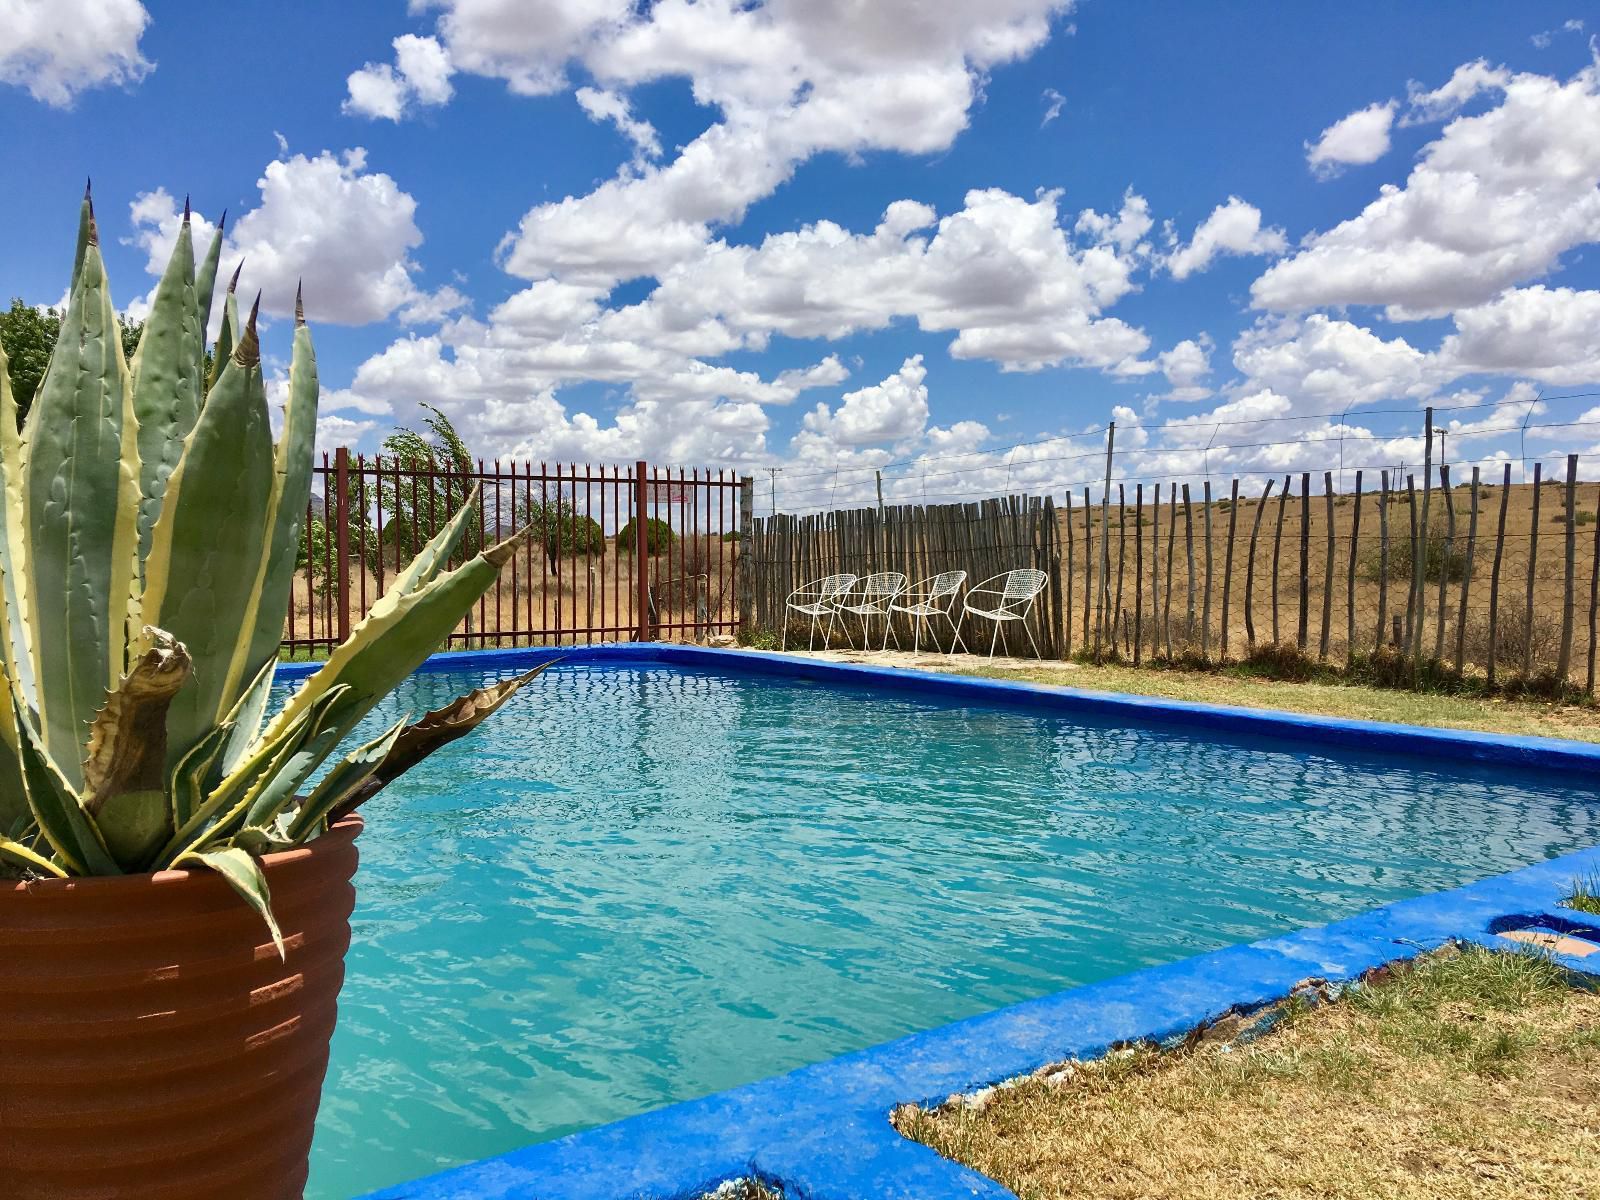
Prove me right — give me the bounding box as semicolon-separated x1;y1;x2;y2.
327;643;1600;1200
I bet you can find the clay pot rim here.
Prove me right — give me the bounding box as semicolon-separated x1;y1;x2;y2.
5;815;363;896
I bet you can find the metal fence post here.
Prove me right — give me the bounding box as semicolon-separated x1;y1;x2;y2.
738;475;755;637
635;460;651;641
334;446;351;644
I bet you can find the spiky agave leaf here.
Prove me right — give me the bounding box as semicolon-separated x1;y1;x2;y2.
218;283;318;721
255;513;523;751
327;666;549;824
205;261;242;396
193;208;225;349
21;194;142;784
284;717;408;843
139;297;274;772
129;201;205;567
0;833;67;879
0;329;34;707
174;845;285;959
12;701;118;875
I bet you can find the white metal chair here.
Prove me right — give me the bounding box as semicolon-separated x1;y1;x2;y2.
963;569;1049;660
835;571;907;651
890;570;969;655
783;573;858;651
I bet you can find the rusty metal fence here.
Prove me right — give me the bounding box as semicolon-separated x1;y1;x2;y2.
285;451;754;657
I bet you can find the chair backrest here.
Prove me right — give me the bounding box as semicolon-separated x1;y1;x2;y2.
815;573;857;599
857;571;907;597
926;570;967;599
1001;568;1049;602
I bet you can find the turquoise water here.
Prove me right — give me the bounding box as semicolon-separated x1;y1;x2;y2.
302;662;1600;1198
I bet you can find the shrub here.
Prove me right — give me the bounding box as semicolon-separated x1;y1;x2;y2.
1361;520;1468;585
617;516;675;554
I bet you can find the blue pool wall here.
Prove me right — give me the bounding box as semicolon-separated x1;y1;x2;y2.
312;643;1600;1200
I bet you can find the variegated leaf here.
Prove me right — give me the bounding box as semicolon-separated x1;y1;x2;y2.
130;205;205;568
329;666;548;823
175;846;285;958
21;204;142;785
140;300;274;771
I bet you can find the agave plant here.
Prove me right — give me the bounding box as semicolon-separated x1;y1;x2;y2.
0;187;541;946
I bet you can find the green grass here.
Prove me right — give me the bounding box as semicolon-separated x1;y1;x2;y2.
947;658;1600;744
1566;871;1600;916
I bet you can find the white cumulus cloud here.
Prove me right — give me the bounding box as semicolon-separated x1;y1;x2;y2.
1166;197;1287;280
0;0;151;107
344;35;455;121
1305;100;1396;177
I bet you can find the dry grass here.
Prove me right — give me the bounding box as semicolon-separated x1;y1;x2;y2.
949;658;1600;744
285;532;740;647
1054;478;1599;681
894;946;1600;1200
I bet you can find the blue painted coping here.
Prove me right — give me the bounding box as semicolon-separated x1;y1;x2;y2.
324;642;1600;1200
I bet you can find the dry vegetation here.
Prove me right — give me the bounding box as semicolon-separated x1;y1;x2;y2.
894;946;1600;1200
284;531;741;650
1056;477;1598;684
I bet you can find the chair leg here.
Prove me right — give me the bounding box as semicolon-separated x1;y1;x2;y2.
1001;621;1011;658
944;610;969;656
808;612;818;651
914;613;923;655
1024;620;1042;659
886;615;900;651
782;613;789;652
988;621;999;661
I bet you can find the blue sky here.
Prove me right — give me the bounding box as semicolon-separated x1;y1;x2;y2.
2;2;1598;510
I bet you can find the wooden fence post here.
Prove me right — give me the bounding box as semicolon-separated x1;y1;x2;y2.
1320;471;1334;660
1487;463;1512;687
1347;471;1363;664
1454;467;1479;676
334;446;351;644
1435;465;1455;663
1297;472;1310;653
1133;484;1144;666
1271;475;1290;645
1164;482;1178;658
1201;481;1214;660
1245;477;1274;652
1559;453;1578;682
1063;491;1074;658
1410;407;1433;666
1220;478;1239;662
1525;460;1542;678
1376;470;1390;653
1403;474;1418;653
1182;483;1196;651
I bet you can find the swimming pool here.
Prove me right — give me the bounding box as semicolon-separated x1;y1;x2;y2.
302;656;1600;1199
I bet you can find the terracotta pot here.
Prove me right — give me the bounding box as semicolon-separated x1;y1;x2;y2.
0;817;362;1200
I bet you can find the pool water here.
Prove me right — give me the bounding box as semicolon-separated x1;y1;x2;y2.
302;662;1600;1198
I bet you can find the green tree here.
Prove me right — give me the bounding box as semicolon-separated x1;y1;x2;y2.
616;516;676;555
0;297;156;427
0;299;60;423
364;403;481;573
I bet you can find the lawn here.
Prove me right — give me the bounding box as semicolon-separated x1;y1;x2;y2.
949;659;1600;744
895;946;1600;1200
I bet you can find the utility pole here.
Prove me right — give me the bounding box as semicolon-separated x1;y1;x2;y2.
767;466;779;516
